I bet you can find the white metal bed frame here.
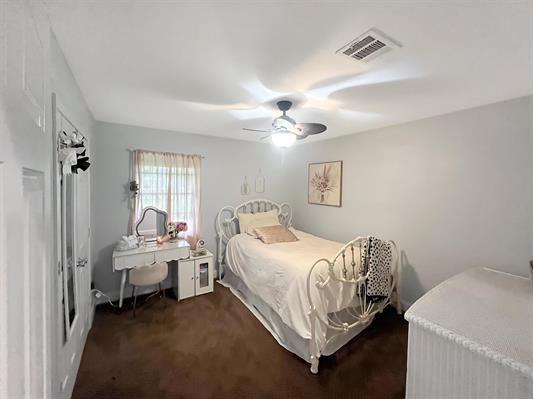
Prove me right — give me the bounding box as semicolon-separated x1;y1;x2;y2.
216;199;401;373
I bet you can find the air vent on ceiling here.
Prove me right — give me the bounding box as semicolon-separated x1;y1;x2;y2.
336;29;400;63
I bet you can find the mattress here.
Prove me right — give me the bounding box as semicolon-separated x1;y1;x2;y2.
224;229;359;352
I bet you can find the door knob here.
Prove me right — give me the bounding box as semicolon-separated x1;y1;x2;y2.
76;257;88;267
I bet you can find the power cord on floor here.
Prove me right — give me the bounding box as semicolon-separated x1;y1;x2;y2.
91;289;118;308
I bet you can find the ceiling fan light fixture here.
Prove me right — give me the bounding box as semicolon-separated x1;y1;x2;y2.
243;99;327;145
271;132;296;148
273;116;297;132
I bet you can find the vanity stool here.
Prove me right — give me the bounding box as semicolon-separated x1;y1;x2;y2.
129;261;168;317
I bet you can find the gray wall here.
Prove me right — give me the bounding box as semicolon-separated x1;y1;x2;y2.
92;96;533;307
91;122;287;298
284;96;533;307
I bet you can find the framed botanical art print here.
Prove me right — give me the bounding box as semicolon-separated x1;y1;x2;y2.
308;161;343;207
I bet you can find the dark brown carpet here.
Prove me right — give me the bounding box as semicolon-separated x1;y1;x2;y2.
73;285;408;399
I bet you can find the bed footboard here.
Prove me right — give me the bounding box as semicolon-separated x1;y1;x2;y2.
306;237;400;374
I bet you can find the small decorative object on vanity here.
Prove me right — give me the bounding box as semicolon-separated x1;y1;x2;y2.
156;236;169;245
167;221;188;241
191;239;207;257
115;235;139;251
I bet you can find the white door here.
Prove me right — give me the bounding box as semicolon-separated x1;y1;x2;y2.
178;260;196;300
54;99;91;398
0;1;52;398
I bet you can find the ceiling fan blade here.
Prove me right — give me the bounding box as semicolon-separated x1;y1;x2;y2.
260;135;271;140
243;128;271;133
295;123;327;135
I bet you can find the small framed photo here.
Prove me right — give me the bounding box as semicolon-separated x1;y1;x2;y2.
308;161;343;207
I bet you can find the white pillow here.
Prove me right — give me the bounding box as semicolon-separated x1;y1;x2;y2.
237;212;256;235
238;210;280;236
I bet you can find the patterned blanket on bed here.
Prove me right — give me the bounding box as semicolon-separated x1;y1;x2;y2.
360;236;393;300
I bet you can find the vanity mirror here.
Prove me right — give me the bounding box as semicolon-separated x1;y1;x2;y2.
135;206;168;242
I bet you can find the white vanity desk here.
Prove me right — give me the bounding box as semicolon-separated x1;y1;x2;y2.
112;240;190;307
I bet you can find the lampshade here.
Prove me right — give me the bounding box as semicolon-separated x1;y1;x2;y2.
271;132;296;148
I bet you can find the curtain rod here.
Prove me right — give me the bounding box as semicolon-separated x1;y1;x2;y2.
127;148;205;159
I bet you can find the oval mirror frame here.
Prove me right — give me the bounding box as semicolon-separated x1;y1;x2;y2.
135;206;169;239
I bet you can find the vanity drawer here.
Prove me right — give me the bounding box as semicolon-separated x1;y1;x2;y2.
155;247;189;263
114;252;155;270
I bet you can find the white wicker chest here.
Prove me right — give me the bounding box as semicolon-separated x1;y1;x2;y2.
405;267;533;398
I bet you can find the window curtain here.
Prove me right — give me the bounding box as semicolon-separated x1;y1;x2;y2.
131;150;202;248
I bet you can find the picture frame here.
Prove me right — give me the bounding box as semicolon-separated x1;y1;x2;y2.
308;161;343;207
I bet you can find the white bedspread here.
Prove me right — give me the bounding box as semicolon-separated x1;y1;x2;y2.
225;229;358;346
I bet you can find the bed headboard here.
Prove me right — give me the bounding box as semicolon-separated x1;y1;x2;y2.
215;199;292;278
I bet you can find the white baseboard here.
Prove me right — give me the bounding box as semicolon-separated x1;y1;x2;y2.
94;280;174;306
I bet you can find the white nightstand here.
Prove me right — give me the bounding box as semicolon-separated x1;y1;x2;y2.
173;251;214;301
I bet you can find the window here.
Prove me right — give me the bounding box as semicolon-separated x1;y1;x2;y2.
132;150;202;244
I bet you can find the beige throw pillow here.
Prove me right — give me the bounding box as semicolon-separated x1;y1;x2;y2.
238;210;280;236
254;225;299;244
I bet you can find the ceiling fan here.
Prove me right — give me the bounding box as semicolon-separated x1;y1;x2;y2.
243;100;327;148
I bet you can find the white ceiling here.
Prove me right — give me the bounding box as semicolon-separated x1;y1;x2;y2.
45;1;533;143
